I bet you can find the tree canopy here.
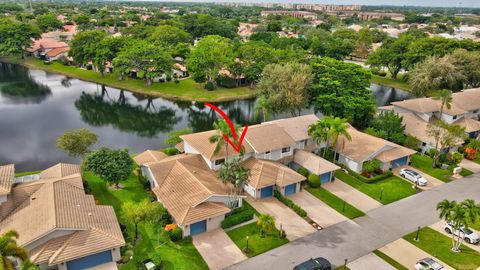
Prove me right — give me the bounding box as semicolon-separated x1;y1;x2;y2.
70;30;108;65
56;128;98;157
0;18;40;57
83;147;134;187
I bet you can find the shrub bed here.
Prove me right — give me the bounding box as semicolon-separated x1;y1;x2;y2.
338;163;393;183
273;190;307;218
221;208;254;229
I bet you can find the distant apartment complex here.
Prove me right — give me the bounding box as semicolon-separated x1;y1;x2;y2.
260;10;318;20
217;2;361;11
332;11;405;21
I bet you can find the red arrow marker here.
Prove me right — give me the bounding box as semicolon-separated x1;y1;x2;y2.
205;102;249;153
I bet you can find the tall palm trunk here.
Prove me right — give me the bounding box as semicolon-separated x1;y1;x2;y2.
433;102;445;167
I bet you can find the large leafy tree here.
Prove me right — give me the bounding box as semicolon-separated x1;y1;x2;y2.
35;13;62;32
354;27;374;58
449;49;480;88
123;200;163;241
309;57;375;129
56;128;98;157
113;41;173;85
367;111;406;145
426;120;466;167
186;35;234;85
432;89;453;120
258;62;312;116
410;56;465;97
236;41;275;84
83;147;134;188
70;30;108;66
0;18;40;57
437;199;479;252
93;36;133;76
0;230;30;270
307;28;356;60
150;25;192;46
181;14;237;39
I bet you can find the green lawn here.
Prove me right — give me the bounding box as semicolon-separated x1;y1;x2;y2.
14;170;41;177
404;227;480;270
410;154;473;182
474;156;480;165
16;57;257;102
83;171;208;270
335;171;419;204
373;250;408;270
306;187;365;219
226;222;288;258
371;75;412;91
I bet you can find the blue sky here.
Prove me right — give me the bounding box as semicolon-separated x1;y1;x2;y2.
165;0;479;8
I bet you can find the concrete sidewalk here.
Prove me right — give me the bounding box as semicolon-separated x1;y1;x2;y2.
348;253;395;270
192;229;246;270
322;179;382;212
290;191;348;229
379;239;454;270
461;159;480;173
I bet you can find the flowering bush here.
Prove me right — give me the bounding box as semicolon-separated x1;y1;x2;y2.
465;147;478;160
164;223;177;232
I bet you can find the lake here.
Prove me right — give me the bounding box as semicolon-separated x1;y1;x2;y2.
0;64;412;171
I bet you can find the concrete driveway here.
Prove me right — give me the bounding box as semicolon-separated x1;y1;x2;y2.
429;221;480;253
322;180;382;212
192;229;246;270
461;159;480;173
246;197;316;240
289;191;348;229
379;239;454;270
348;253;395;270
393;166;444;190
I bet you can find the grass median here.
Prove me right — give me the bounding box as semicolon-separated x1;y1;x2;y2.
306;187;364;219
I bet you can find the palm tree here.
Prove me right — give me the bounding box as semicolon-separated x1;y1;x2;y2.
0;230;29;270
328;117;352;162
254;97;271;122
308;116;332;157
218;156;250;208
437;199;480;252
432;89;453;122
257;214;276;237
209;119;240;166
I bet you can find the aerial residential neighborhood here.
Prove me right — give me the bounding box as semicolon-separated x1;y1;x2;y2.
0;0;480;270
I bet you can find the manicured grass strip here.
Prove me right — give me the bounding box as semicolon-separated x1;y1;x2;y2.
404;227;480;270
83;172;208;270
460;168;474;177
410;154;452;182
226;222;288;258
19;58;257;102
306;187;364;219
371;75;412;91
373;250;408;270
14;170;41;177
335;171;418;205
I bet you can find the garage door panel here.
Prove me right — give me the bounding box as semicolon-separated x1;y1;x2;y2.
320;172;331;184
391;156;408;169
191;220;207;236
260;186;273;198
284;183;297;196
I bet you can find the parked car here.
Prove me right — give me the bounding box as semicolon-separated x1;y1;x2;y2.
293;257;331;270
415;258;444;270
399;168;428;186
444;222;480;244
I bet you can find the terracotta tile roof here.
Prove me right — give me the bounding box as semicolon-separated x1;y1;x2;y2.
27;38;69;52
147;154;231;225
244;124;295;153
293;150;340;175
180;130;254;161
265;114;319;141
174;63;187;72
133;150;167;166
242;157;305;189
391;98;441;113
451;88;480;112
40;163;81;179
0;164;14;196
175;141;185;152
453;117;480;133
46;47;69;57
0;164;124;266
336;126;416;163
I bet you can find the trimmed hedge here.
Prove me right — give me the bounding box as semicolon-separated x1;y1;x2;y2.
221;209;254;229
307;173;320;188
297;167;309;177
168;227;183;242
273;190;307;218
162;147;180;156
338;163;393;184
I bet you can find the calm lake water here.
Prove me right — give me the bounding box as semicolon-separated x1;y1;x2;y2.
0;64;412;171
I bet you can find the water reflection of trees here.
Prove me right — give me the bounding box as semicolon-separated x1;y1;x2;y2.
0;64;52;103
74;89;181;137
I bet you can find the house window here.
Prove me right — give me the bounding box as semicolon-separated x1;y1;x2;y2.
215;159;225;166
282;147;291;153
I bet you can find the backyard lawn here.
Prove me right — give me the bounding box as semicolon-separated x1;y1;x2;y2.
226;222;288;258
16;57;257;102
83;171;208;270
306;187;365;219
404;227;480;270
335;171;419;204
14;170;41;177
410;154;473;182
373;250;408;270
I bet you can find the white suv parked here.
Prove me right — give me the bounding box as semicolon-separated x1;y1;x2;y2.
399;168;428;186
415;258;444;270
444;222;480;244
